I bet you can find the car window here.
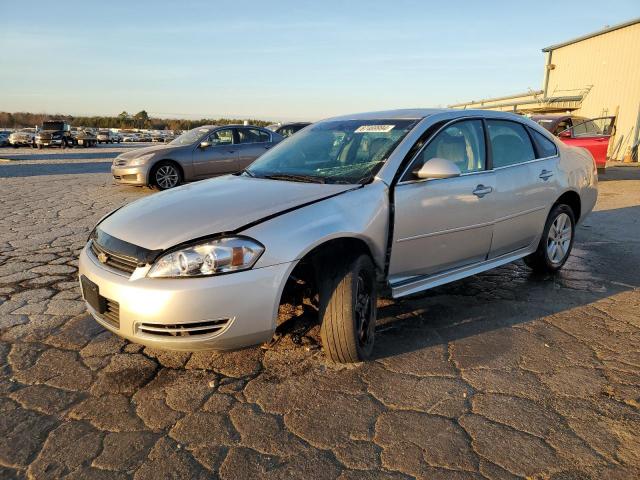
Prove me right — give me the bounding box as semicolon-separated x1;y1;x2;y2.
409;119;486;176
278;127;298;137
209;129;234;145
487;120;535;168
238;128;269;144
553;120;571;136
571;118;612;137
247;119;417;184
529;128;558;158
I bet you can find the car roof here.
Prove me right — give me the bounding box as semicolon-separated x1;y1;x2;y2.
326;108;449;121
198;124;269;130
278;122;311;127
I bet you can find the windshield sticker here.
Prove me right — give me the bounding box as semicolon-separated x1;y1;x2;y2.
355;125;395;133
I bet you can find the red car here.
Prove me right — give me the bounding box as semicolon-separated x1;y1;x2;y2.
532;115;615;172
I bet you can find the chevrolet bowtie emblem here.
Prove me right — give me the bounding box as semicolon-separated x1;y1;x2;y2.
97;252;109;264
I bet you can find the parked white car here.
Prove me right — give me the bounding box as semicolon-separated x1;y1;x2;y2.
9;128;36;147
97;130;122;144
79;109;597;363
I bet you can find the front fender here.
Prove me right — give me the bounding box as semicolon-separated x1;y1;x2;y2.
243;181;390;272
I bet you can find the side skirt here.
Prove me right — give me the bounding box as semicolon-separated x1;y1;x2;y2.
389;247;532;298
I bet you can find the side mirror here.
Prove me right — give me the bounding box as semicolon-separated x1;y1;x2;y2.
199;141;210;149
558;130;572;138
415;157;462;180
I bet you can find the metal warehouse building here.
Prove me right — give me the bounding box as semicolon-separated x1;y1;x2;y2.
451;18;640;161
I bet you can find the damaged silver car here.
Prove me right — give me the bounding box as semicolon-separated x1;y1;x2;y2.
79;109;597;363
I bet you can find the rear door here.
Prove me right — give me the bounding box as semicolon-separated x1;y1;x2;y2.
557;116;615;169
192;128;238;178
487;120;559;258
235;128;274;168
389;119;496;280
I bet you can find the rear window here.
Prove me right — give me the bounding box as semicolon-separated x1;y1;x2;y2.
238;128;270;144
529;129;558;158
487;120;535;168
42;121;65;131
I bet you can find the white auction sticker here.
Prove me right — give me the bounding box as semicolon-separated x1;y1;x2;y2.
354;125;395;133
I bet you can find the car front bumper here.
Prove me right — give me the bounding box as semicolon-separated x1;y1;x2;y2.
35;139;62;146
111;164;150;186
78;244;290;351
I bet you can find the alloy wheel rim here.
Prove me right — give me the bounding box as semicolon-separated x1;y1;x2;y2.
355;274;373;347
547;213;572;265
156;166;179;188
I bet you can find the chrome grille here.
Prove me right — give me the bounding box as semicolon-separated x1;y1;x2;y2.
137;319;230;337
90;240;139;274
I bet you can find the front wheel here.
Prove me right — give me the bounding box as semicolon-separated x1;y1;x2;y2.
524;204;575;273
151;161;182;190
320;254;377;363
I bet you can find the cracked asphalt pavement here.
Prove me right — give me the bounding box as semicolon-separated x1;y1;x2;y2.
1;146;639;479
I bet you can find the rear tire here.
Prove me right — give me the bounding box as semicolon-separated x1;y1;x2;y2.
524;204;575;273
320;254;377;363
151;161;182;190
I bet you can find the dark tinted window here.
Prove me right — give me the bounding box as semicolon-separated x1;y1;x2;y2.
487;120;535;168
42;121;65;131
238;128;270;144
529;129;558;158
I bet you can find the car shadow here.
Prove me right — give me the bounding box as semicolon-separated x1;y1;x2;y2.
0;144;147;161
369;202;639;360
599;166;640;181
0;161;112;177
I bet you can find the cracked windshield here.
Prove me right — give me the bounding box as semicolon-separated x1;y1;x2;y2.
247;119;417;184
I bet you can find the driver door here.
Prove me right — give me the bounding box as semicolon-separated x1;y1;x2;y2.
192;128;239;178
388;119;496;282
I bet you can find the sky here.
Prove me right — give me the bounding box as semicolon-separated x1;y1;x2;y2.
2;0;639;121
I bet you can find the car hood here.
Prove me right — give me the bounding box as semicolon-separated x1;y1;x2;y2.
117;143;185;160
99;175;355;250
37;131;61;138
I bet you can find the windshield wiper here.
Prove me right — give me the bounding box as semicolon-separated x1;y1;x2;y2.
261;173;326;184
237;168;255;177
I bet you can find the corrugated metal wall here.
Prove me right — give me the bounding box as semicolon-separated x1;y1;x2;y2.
546;23;640;159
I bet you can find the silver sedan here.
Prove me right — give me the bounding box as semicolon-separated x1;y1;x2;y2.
111;125;283;189
79;109;597;362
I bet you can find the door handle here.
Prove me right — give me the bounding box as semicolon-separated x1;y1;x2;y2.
539;169;554;180
472;185;493;198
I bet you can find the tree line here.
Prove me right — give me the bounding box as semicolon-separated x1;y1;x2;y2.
0;110;272;130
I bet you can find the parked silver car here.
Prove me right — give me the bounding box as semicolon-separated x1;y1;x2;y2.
79;109;597;363
111;125;283;189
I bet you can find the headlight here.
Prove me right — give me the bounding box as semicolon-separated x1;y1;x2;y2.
147;237;265;278
126;153;155;166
